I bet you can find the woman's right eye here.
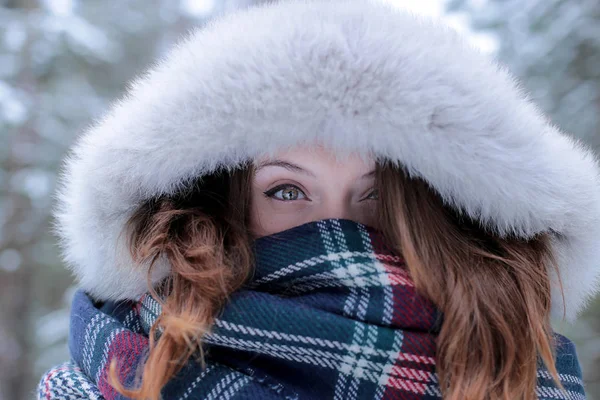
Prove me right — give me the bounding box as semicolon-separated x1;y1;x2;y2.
264;184;307;201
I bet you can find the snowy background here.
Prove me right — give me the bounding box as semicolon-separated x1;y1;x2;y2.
1;0;599;399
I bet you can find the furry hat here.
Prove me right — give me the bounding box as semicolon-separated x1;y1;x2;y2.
55;0;600;321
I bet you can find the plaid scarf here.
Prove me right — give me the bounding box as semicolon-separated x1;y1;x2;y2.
39;219;586;399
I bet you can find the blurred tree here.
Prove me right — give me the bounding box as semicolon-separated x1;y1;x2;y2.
446;0;600;397
1;2;53;398
446;0;600;148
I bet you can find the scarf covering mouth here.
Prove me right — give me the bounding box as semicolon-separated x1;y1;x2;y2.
39;219;586;399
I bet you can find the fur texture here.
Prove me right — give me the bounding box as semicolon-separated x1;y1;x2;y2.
55;0;600;321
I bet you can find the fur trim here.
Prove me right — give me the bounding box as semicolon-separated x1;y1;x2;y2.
55;0;600;321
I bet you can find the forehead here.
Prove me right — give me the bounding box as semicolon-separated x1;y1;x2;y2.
255;146;375;170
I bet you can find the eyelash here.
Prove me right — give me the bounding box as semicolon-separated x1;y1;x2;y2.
263;184;378;202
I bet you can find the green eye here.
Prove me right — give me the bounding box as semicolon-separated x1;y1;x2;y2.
366;189;378;200
279;187;300;201
264;184;307;201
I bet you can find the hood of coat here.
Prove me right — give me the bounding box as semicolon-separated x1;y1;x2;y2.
55;0;600;321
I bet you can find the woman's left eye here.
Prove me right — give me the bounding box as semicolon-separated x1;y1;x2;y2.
363;189;378;201
264;184;307;201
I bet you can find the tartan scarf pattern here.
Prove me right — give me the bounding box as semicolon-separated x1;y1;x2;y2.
39;219;586;399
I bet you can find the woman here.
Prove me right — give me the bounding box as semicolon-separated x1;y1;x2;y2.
39;0;598;399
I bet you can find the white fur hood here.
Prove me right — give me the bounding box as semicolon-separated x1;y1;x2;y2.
55;0;600;321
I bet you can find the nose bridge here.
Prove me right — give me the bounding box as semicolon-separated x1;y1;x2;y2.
314;194;353;222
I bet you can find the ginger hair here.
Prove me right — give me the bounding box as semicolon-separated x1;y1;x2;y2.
108;161;566;399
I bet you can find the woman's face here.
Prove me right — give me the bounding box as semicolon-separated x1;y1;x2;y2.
250;146;379;237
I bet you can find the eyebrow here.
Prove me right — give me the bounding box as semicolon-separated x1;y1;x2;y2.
256;160;316;177
256;159;376;179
